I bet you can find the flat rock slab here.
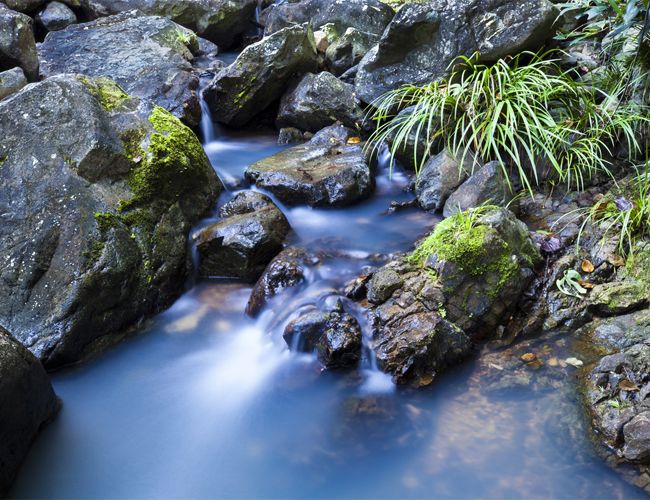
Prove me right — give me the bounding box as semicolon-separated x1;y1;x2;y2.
38;10;202;126
244;143;375;208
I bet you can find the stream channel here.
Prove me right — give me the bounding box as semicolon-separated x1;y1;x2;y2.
9;61;648;498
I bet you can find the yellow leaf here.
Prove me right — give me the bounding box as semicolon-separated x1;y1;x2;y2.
347;137;362;144
582;259;594;273
578;280;594;289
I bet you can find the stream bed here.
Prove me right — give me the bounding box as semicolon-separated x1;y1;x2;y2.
9;124;646;499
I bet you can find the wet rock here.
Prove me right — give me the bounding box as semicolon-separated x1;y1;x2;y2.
623;413;650;463
264;0;393;38
244;142;375;208
588;282;649;316
196;191;292;283
283;309;330;350
38;11;202;126
367;267;403;304
277;127;303;145
415;149;476;212
0;4;38;81
276;71;364;132
579;309;650;351
309;123;358;146
0;75;222;368
203;24;318;128
35;1;76;32
443;161;516;217
0;326;60;497
355;0;556;103
0;0;47;12
380;105;429;170
325;27;379;76
86;0;258;49
317;312;363;368
0;66;26;100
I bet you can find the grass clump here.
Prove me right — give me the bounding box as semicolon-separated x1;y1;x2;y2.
367;50;649;192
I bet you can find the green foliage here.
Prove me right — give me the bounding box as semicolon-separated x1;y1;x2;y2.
367;50;649;192
556;269;588;298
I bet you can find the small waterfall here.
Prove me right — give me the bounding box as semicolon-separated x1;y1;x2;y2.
199;97;217;145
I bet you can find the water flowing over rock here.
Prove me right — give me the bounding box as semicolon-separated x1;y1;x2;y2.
38;10;202;126
415;149;476;212
0;4;38;81
355;0;557;103
359;208;541;385
35;1;77;32
0;66;26;100
196;191;292;283
276;71;364;132
84;0;258;49
264;0;394;38
0;326;60;497
0;75;222;368
244;142;375;208
203;24;318;128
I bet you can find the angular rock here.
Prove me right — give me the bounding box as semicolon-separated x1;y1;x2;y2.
443;161;515;218
0;0;47;12
196;191;292;283
355;0;556;103
0;4;38;81
0;66;25;100
623;412;650;463
588;282;649;316
245;142;375;207
367;267;403;304
317;313;363;368
325;27;379;76
415;149;477;212
264;0;393;37
203;24;318;128
278;127;303;145
0;326;60;498
0;75;222;368
35;1;76;32
276;71;364;132
85;0;258;49
38;11;202;126
579;309;650;351
309;123;358;146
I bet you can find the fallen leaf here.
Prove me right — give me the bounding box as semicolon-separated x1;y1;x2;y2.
608;253;626;267
565;357;583;367
614;196;634;211
489;363;504;371
547;357;559;367
558;359;568;368
619;380;640;391
521;353;536;362
347;137;362;144
582;259;595;273
578;280;594;289
592;199;613;220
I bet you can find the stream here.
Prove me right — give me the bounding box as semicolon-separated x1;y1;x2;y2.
9;85;647;499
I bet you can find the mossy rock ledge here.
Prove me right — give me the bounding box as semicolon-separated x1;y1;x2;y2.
359;207;541;386
0;74;222;369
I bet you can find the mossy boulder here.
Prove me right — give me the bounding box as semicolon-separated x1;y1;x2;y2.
0;74;222;368
38;10;202;126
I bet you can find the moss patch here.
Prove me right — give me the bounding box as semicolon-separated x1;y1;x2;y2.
77;76;130;111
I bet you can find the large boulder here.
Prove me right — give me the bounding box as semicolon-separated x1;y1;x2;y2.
0;75;222;369
38;10;202;126
203;24;318;128
325;27;379;77
0;4;38;81
355;0;557;103
360;207;541;385
265;0;393;37
84;0;258;49
196;191;292;283
276;71;364;132
244;142;375;208
415;149;476;212
0;326;60;498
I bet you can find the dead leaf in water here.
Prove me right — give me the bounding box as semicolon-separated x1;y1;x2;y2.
582;259;594;273
608;254;626;267
619;380;640;391
547;357;559;367
521;353;536;362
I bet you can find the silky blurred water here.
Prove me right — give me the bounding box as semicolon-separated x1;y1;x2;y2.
9;116;646;499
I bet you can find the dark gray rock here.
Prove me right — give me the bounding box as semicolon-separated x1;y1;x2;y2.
277;127;303;145
443;161;515;217
85;0;258;49
276;71;364;132
623;412;650;463
355;0;557;103
0;4;38;81
415;149;477;212
35;1;76;32
196;191;292;283
0;66;25;100
309;123;358;146
264;0;393;37
0;75;222;368
0;0;47;12
245;142;375;207
317;312;363;368
38;10;202;126
203;24;318;128
325;27;379;76
0;326;60;498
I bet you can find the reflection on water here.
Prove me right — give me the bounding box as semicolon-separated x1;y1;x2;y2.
9;129;646;499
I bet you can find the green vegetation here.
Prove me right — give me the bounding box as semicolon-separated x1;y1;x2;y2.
367;50;649;192
77;76;130;111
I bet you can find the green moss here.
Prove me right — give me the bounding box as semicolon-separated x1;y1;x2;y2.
82;239;105;268
94;212;121;232
0;155;7;168
77;76;130;111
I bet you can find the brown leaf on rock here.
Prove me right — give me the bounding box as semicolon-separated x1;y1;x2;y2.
619;380;640;391
608;254;626;267
592;199;612;220
347;137;362;144
578;280;594;289
582;259;594;273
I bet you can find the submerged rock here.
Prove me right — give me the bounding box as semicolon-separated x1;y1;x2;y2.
38;10;202;126
245;142;375;208
203;24;318;128
0;326;60;497
355;0;556;103
0;4;38;81
196;191;292;283
0;75;222;368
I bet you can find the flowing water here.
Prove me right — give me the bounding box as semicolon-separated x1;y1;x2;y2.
9;98;647;499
